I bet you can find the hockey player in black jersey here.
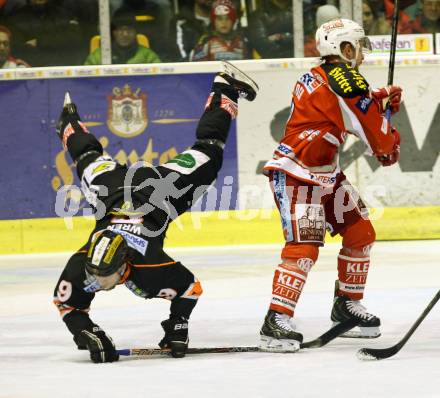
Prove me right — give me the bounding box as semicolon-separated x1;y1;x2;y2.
53;61;258;363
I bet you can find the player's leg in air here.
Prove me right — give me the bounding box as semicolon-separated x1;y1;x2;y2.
154;60;259;218
153;62;259;356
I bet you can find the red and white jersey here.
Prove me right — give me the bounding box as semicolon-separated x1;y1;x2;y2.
190;33;248;61
1;56;30;69
264;62;395;187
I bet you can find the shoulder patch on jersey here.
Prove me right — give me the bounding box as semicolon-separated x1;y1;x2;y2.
298;72;322;94
323;63;369;98
355;95;373;114
163;149;210;175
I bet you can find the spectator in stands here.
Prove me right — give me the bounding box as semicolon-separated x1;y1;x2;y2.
190;0;249;61
0;24;29;67
167;0;213;61
63;0;99;57
113;0;169;60
5;0;83;66
0;0;25;19
409;0;440;33
84;10;161;65
304;4;340;57
247;0;293;58
383;0;417;33
363;0;392;35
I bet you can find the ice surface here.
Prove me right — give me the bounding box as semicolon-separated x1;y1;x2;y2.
1;241;439;398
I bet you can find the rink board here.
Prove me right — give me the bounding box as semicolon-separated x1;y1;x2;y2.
1;206;440;254
0;58;439;253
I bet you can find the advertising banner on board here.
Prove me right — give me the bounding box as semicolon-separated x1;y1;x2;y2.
0;73;239;220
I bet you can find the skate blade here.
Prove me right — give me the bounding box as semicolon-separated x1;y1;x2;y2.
64;92;72;106
335;324;381;339
259;336;300;352
221;61;259;93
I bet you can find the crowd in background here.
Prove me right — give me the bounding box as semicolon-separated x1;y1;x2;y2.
0;0;438;68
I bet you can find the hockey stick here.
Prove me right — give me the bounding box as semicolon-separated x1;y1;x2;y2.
117;346;260;357
300;318;360;349
357;289;440;360
385;0;400;121
117;320;359;357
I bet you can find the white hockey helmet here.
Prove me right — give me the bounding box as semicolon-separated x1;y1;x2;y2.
315;19;372;66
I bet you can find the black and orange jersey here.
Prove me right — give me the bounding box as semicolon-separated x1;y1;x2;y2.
53;215;203;327
264;62;395;186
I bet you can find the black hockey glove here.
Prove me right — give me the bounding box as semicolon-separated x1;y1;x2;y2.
74;327;119;363
159;316;189;358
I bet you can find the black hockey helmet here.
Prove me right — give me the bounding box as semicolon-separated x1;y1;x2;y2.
85;230;129;277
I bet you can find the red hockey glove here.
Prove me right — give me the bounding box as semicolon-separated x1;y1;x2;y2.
377;128;400;167
371;86;402;114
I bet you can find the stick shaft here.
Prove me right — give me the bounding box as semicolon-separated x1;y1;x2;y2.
385;0;400;121
394;289;440;347
388;0;400;86
117;346;260;357
118;320;358;357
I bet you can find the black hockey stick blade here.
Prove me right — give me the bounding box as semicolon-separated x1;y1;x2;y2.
117;346;260;357
357;343;400;361
357;289;440;361
300;319;360;349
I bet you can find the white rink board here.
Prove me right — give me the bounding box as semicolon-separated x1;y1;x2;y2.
236;60;440;209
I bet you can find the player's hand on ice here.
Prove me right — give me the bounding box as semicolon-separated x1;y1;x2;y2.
371;86;402;115
74;327;119;363
377;127;400;167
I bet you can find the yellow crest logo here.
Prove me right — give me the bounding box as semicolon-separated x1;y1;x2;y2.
107;84;148;138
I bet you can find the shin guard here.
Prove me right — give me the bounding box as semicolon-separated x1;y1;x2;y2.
337;219;376;300
270;244;319;316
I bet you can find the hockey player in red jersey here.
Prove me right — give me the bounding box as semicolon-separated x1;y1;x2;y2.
259;18;403;352
53;61;258;362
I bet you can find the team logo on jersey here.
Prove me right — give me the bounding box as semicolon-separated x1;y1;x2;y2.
299;73;321;94
295;204;325;243
107;228;148;255
355;96;372;114
276;143;293;155
107;84;148;138
164;149;210;175
168;153;196;168
125;280;149;298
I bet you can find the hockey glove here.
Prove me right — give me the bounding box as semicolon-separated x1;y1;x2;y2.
159;316;189;358
377;127;400;167
371;86;402;115
74;327;119;363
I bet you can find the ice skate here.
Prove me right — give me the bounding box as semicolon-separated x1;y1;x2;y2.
56;91;88;144
159;316;189;358
216;60;259;101
331;295;381;338
259;310;303;352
